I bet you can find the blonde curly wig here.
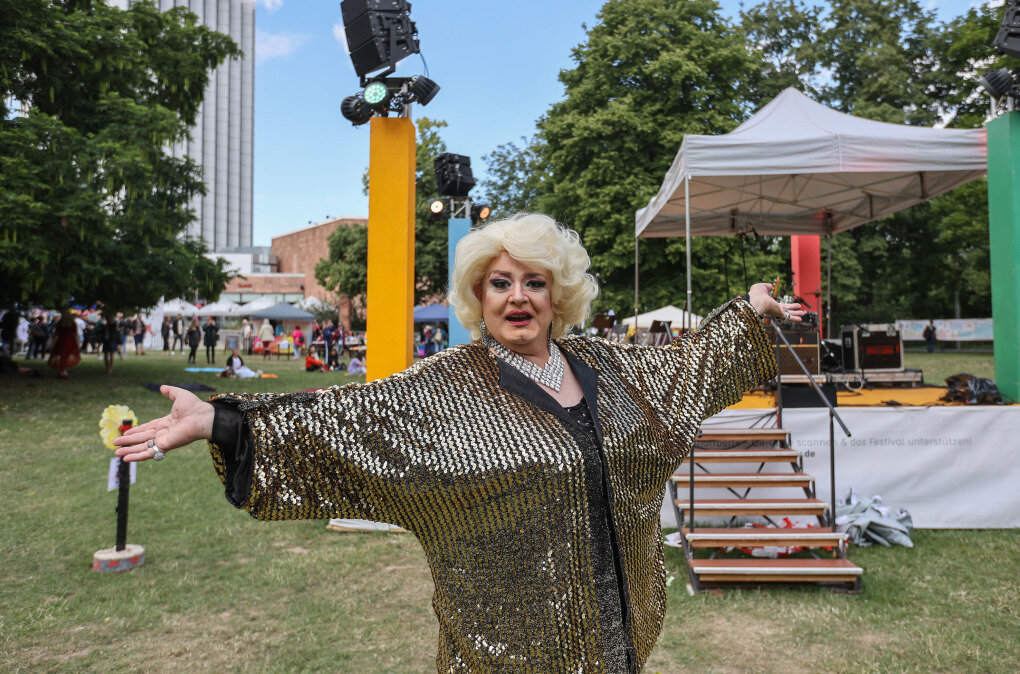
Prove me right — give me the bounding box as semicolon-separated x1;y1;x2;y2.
448;213;599;340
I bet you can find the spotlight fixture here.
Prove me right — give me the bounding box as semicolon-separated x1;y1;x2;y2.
341;94;372;125
340;0;419;79
979;68;1017;100
433;153;475;198
362;80;392;109
408;76;440;106
471;204;491;223
994;1;1020;59
429;199;445;215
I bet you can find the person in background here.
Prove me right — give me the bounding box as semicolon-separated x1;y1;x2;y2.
48;309;81;379
225;348;260;379
0;309;17;356
99;313;120;374
258;319;274;359
241;318;253;355
923;320;938;354
203;317;219;364
171;315;184;354
186;317;201;364
433;324;446;353
15;313;29;357
305;352;326;372
327;346;340;371
347;352;366;376
117;312;130;359
28;315;49;359
335;322;346;358
292;325;306;357
161;316;172;352
131;313;147;355
323;319;335;360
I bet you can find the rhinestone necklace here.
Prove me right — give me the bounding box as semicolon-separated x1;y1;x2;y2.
483;335;565;391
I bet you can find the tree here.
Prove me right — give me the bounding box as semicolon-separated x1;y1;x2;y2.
535;0;782;317
313;222;368;313
0;0;239;311
478;135;548;219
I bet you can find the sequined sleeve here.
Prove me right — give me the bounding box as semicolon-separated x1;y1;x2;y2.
607;296;777;431
206;375;422;525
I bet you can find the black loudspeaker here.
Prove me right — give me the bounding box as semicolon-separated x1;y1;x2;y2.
994;2;1020;58
780;383;837;408
340;0;419;77
433;153;475;197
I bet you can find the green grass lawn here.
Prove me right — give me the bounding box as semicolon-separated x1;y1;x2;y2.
1;351;1017;672
903;349;996;387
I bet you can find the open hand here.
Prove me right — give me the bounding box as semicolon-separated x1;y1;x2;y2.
113;386;215;462
747;283;806;323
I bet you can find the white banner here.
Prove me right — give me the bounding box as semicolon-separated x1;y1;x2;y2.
662;406;1020;529
895;318;993;341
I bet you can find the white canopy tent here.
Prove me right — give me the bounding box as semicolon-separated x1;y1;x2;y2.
238;296;276;314
633;88;987;319
160;298;198;315
622;305;704;330
195;300;242;317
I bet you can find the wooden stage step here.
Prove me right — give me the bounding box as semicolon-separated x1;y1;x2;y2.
696;427;789;443
671;473;814;488
674;498;829;517
681;527;845;549
682;449;800;464
689;558;863;583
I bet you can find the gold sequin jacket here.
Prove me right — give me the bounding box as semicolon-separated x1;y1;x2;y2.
207;297;777;672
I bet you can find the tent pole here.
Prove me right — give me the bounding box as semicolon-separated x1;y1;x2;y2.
826;229;833;340
634;237;640;330
685;175;692;332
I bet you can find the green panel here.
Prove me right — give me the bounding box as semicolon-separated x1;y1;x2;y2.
986;112;1020;401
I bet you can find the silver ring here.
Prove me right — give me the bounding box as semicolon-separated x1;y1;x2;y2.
147;438;155;448
152;446;166;461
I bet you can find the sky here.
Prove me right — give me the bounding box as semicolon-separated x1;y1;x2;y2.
251;0;985;245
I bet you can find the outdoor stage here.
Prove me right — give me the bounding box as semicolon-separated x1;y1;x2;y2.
660;389;1020;530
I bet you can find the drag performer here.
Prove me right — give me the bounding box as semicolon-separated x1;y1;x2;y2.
115;213;802;672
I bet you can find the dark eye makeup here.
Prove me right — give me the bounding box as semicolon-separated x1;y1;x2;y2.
488;278;548;291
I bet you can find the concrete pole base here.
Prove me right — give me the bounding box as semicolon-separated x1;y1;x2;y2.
92;544;145;572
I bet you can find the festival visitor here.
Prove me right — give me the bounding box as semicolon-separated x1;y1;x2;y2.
0;309;18;356
241;318;253;355
225;349;260;379
161;316;172;352
131;313;147;355
27;315;48;359
322;319;335;360
186;317;201;364
117;313;130;359
292;325;306;357
202;317;220;364
47;310;81;379
114;213;801;672
305;353;326;372
347;353;366;375
171;315;185;354
923;319;938;354
99;313;120;374
15;313;29;357
258;319;274;359
327;346;341;371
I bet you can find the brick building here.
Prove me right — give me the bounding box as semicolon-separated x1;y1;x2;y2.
271;216;367;327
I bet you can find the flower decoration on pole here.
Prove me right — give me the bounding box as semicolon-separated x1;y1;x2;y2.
93;404;145;573
99;405;138;451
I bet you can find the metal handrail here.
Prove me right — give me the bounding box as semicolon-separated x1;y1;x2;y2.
770;323;852;528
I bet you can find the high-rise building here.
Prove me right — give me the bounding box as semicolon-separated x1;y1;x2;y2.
112;0;255;251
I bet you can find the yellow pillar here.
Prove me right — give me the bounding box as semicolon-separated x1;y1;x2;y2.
366;116;416;381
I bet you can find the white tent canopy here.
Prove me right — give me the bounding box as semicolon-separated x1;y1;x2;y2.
622;304;704;329
195;300;242;317
239;296;276;313
296;296;332;313
635;88;987;238
160;298;198;315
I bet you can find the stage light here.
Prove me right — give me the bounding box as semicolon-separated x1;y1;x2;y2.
979;68;1016;99
430;199;445;215
340;0;419;78
471;204;491;223
408;76;440;106
434;153;475;197
341;94;372;126
994;1;1020;58
363;81;392;109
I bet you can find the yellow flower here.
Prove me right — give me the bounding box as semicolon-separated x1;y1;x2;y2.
99;405;138;451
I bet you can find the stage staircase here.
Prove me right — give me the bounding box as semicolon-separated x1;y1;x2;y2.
669;425;863;592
